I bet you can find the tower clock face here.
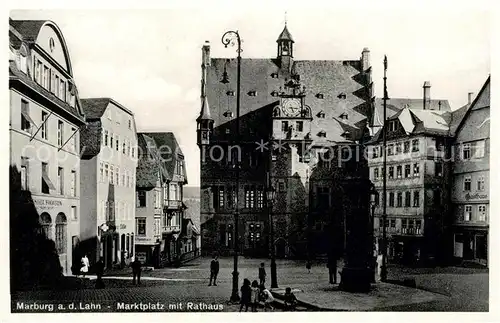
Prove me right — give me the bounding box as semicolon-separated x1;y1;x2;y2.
283;99;301;116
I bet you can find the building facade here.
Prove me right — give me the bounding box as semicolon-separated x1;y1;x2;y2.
9;19;86;275
198;25;374;258
367;82;465;265
451;77;490;266
80;98;138;269
136;132;188;267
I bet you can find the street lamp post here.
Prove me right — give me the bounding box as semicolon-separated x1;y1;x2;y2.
266;182;278;289
221;30;242;303
380;55;389;282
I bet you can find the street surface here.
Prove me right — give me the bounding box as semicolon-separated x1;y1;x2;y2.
11;257;488;312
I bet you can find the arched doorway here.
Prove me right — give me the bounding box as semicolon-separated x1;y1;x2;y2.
55;213;67;272
40;212;52;238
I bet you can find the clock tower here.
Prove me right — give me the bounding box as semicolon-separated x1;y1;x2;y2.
271;77;313;162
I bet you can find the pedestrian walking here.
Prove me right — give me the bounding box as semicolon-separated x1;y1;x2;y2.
239;278;252;312
251;280;260;312
208;255;219;286
131;257;142;285
95;258;105;289
283;287;298;311
258;262;266;285
259;284;274;311
328;255;338;284
80;254;90;279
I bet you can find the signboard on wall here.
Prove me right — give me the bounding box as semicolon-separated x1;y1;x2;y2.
32;197;63;210
464;193;488;201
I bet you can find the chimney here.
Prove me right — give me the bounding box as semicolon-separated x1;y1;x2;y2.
423;81;431;110
202;41;210;67
361;47;370;72
468;92;474;105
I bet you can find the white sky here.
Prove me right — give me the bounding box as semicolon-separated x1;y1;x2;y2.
10;8;490;187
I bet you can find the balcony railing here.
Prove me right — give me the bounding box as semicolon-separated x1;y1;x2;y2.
377;227;423;236
164;200;182;210
162;225;181;234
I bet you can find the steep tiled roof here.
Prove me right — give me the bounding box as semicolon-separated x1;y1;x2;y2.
136;134;167;189
454;76;490;135
277;25;294;42
206;57;371;144
372;97;451;128
80;120;103;159
9;60;85;124
81;98;111;120
448;103;470;136
9;20;46;42
142;132;187;184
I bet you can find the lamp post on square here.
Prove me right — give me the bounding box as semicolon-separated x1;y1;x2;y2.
266;182;278;288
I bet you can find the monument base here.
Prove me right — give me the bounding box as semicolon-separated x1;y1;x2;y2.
339;267;372;293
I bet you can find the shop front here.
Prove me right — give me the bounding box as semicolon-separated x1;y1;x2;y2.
453;227;488;266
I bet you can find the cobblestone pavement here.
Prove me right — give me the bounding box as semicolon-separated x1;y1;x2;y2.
11;257;488;312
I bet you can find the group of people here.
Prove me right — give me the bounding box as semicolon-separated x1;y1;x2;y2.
209;256;298;312
75;254;144;288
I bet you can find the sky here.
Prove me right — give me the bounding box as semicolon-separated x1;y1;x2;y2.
10;8;490;187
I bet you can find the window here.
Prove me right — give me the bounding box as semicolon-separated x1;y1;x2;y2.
404;165;411;178
405;191;411;207
318;131;327;137
413;191;420;207
317;111;325;118
388;144;394;156
372;147;379;158
41;162;55;194
35;59;41;83
71;127;77;151
478;205;487;221
464;205;472;221
41;111;48;140
257;186;264;209
434;190;441;206
123;142;126;154
116;136;119;152
464;176;471;191
245;186;255;208
155;190;161;209
389;120;398;132
278;180;285;192
388;166;394;179
122;173;125;187
115;167;119;186
218;186;225;208
170;183;178;200
132;147;135;158
402;219;408;230
374;168;379;180
397;192;403;207
413;163;420;177
395;143;402;155
99;163;104;182
128;120;132;129
110;165;114;184
403;141;410;153
389;192;395;207
104;164;109;181
19;52;27;73
396;166;402;179
136;218;146;236
154;218;161;236
71;206;77;221
477;176;485;191
281;121;289;132
110;133;114;148
462;143;471;160
104;131;109;146
137;191;146;207
58;167;64;195
435;162;443;177
70;170;76;196
43;66;49;89
60;79;66;101
21;157;28;190
412;139;420;152
474;140;485;158
57;121;64;146
21;99;33;133
296;121;304;132
55;75;60;96
436;138;445;152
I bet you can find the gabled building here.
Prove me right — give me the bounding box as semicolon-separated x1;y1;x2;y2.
366;82;462;265
197;25;374;258
79;98;138;269
451;77;490;266
9;19;86;275
136;132;188;267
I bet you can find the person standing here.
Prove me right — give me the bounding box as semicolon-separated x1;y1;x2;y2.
250;280;260;312
80;254;90;279
328;253;338;284
208;255;219;286
95;258;105;289
239;278;252;312
258;262;266;285
131;257;142;285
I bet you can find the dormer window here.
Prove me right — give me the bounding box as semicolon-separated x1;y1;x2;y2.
339;113;348;120
316;93;324;99
318;131;327;138
388;120;398;132
270;73;279;79
225;128;231;134
248;91;257;97
317;111;326;118
271;90;279;97
226;90;235;96
337;92;347;99
223;110;234;118
342;131;351;140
